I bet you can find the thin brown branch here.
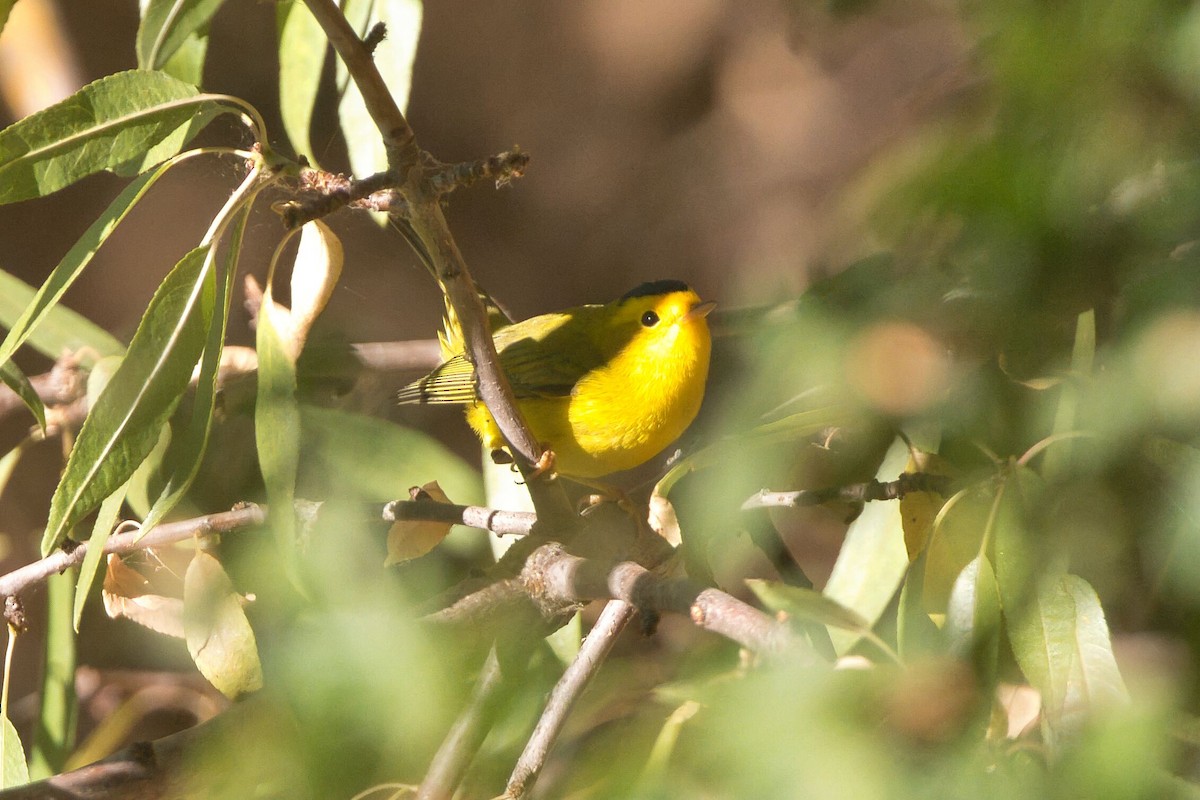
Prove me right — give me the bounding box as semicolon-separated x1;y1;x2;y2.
276;167;396;229
501;600;635;800
384;499;537;537
0;505;266;599
416;647;507;800
741;472;955;511
428;150;530;195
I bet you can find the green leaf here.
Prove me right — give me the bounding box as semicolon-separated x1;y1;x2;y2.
299;405;483;505
41;245;214;555
0;438;29;497
335;0;422;177
1;715;28;789
1042;308;1096;482
72;484;129;632
945;555;1001;662
29;569;76;779
0;1;14;36
1007;573;1129;745
0;264;125;369
183;551;263;699
142;204;249;533
0;361;44;431
256;296;301;586
822;436;911;655
0;70;223;203
137;0;226;72
277;0;327;163
159;29;208;86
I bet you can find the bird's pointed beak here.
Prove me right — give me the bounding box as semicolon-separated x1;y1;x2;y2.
685;300;717;322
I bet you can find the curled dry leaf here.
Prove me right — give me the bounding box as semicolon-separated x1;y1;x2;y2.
385;481;454;566
288;219;343;355
648;490;681;547
183;551;264;699
102;553;185;639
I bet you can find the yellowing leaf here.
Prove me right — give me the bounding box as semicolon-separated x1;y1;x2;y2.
385;482;454;566
923;487;991;614
289;219;343;354
900;450;952;559
102;554;185;639
183;551;263;699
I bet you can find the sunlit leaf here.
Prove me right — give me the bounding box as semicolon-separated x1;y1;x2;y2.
183;551;263;699
900;450;951;559
385;481;454;566
923;486;991;614
277;0;327;162
102;554;185;639
137;0;225;72
0;361;43;431
822;436;910;654
335;0;422;178
72;484;129;632
0;70;226;202
142;204;249;533
0;715;27;790
0;180;146;364
42;245;214;555
288;219;343;357
749;579;872;632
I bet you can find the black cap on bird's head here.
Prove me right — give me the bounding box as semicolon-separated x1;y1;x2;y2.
620;279;692;301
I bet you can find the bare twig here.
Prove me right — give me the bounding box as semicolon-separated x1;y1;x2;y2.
741;472;954;511
384;499;536;537
501;600;635;800
428;150;530;195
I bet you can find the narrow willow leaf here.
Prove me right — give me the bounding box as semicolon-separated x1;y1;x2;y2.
277;0;327;162
289;220;343;356
41;245;214;555
0;70;223;203
946;555;1001;661
1042;309;1096;481
895;551;945;659
136;0;226;72
256;296;301;585
159;29;208;86
0;265;125;369
72;484;129;632
142;205;249;533
29;569;76;779
1;715;28;789
0;438;29;497
822;436;911;654
1007;573;1128;743
335;0;422;178
748;579;872;632
0;361;44;431
183;551;263;699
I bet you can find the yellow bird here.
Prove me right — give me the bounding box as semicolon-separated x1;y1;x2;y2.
397;280;714;479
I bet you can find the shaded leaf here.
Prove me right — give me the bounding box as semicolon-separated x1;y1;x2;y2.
1;715;28;790
748;578;872;632
822;436;911;654
73;485;129;632
42;245;214;555
29;569;76;779
385;482;453;566
923;486;991;614
1007;573;1128;743
102;554;184;639
0;70;225;203
136;0;225;72
300;405;483;505
0;361;43;431
158;28;208;86
946;555;1001;662
277;0;327;162
335;0;422;178
0;194;139;364
255;288;301;585
183;551;263;699
0;1;13;35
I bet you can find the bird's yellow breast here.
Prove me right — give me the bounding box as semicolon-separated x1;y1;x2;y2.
467;290;712;478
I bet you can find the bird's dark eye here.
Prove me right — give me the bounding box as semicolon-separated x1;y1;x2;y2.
640;310;660;327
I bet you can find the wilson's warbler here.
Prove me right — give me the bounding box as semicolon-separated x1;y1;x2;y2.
397;280;714;478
